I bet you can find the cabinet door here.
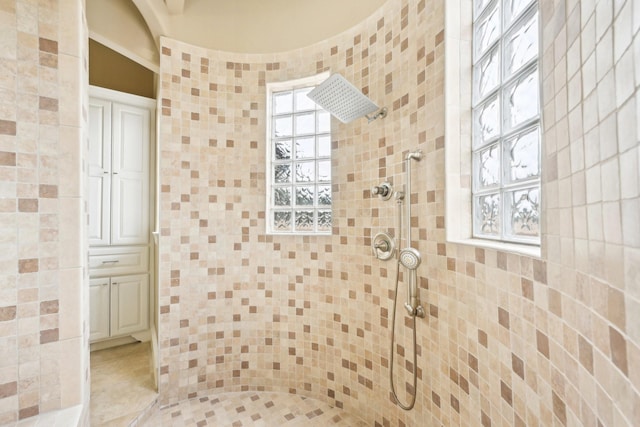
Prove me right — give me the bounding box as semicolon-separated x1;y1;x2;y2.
88;99;112;246
111;103;150;245
89;277;110;341
111;274;149;336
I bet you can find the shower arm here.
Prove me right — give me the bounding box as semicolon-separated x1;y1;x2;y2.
365;107;388;123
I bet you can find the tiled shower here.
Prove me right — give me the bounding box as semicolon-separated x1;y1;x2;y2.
1;0;639;425
156;0;640;425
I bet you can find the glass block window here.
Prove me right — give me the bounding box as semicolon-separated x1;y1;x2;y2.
472;0;540;244
267;75;332;234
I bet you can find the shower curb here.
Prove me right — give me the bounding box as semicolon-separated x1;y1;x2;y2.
128;396;159;427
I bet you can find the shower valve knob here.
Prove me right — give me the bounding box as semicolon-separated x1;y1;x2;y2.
374;241;390;251
371;186;384;195
372;182;393;200
372;232;395;261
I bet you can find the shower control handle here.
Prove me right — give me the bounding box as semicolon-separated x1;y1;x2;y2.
372;182;393;200
374;241;390;252
372;232;395;261
372;186;388;196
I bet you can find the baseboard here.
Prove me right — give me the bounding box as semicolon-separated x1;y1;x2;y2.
132;329;151;342
89;330;150;352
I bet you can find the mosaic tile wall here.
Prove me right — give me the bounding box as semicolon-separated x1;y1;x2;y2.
157;0;640;426
0;0;89;424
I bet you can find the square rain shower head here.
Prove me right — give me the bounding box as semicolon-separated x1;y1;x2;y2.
307;74;381;123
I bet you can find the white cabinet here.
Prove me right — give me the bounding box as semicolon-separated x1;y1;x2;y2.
89;98;150;246
89;277;110;341
88;245;150;342
89;274;149;341
88;87;155;344
88;99;111;246
111;274;149;336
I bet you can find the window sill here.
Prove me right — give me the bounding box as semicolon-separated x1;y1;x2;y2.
448;238;541;259
266;232;332;237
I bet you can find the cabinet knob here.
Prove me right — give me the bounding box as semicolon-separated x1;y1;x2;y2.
112;282;118;286
101;260;119;264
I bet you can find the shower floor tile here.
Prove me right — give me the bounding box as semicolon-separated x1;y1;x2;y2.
142;391;368;427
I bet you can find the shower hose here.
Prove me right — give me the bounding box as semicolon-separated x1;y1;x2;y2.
389;198;419;410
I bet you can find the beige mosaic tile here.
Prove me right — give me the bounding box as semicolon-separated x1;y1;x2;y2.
143;391;367;427
0;0;88;424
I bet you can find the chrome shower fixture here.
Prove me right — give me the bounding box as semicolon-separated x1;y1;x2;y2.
406;150;423;161
307;74;388;124
399;247;424;318
386;148;425;410
372;232;396;261
372;181;393;200
399;247;421;270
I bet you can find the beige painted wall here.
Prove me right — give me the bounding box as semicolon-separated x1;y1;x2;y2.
87;0;159;69
87;0;386;65
89;39;156;99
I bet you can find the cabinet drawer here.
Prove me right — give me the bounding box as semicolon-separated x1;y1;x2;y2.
89;246;148;276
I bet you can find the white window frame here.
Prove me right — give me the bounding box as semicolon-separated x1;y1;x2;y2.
445;0;542;257
266;72;332;235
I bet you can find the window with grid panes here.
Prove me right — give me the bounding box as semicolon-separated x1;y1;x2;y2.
267;81;332;234
472;0;541;245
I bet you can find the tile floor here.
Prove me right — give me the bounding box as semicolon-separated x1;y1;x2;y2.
90;342;158;426
142;391;368;427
